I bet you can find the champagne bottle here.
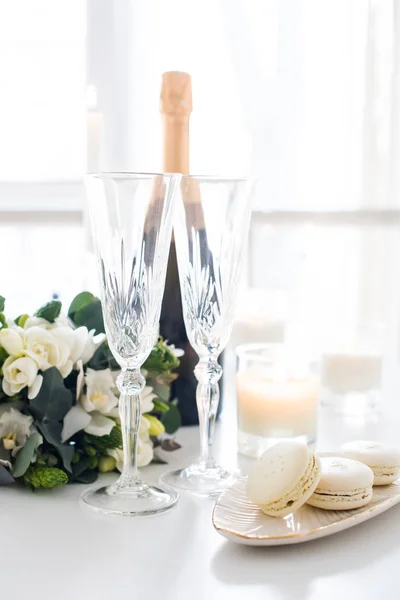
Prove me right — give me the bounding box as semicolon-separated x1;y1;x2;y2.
160;72;223;425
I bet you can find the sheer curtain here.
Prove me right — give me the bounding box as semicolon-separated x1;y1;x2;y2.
2;0;400;362
89;0;399;210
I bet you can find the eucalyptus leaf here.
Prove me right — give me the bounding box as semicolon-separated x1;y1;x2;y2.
35;300;62;323
29;368;73;422
152;381;170;403
71;468;98;484
69;455;93;480
12;432;42;478
87;344;112;371
161;403;181;434
0;464;14;485
36;421;74;472
68;291;95;319
72;300;105;334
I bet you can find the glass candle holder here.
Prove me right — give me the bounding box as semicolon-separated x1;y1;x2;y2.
236;343;319;458
321;324;383;415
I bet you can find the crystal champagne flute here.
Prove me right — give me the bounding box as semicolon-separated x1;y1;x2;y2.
160;176;255;495
82;172;181;516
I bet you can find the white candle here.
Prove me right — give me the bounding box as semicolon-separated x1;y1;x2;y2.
231;317;285;347
86;85;104;174
322;352;382;393
237;369;319;438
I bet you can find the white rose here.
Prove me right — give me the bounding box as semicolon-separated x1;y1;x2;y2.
23;326;67;372
2;356;43;400
23;314;72;331
0;328;24;357
23;316;52;330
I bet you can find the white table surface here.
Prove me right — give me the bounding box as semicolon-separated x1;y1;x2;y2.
2;404;400;600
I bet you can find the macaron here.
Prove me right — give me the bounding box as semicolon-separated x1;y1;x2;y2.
307;457;374;510
246;441;321;518
340;440;400;485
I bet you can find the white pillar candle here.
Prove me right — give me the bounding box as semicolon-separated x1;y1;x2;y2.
322;353;382;393
231;317;285;347
237;369;319;438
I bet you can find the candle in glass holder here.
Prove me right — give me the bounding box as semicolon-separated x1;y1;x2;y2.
236;344;319;458
321;352;382;414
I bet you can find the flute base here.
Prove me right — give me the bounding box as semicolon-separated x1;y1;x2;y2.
80;479;178;517
160;461;233;497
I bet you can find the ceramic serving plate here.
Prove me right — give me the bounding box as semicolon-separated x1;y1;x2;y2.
212;476;400;546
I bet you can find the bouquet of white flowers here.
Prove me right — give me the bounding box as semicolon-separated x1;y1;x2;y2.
0;292;182;490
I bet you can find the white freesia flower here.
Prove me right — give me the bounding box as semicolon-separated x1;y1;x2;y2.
0;328;24;357
61;367;119;441
0;408;33;455
2;356;43;400
81;329;106;364
141;386;157;413
108;417;153;469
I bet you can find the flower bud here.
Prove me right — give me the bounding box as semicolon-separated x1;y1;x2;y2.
98;455;116;473
144;415;165;437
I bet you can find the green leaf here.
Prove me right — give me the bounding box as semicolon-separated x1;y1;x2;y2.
0;464;14;485
29;367;74;422
143;338;180;374
69;455;93;481
68;292;105;334
0;296;5;312
35;300;62;323
15;314;29;328
0;345;8;364
36;421;74;472
71;468;98;484
73;301;105;334
84;425;122;451
87;344;113;371
161;403;181;434
152;399;170;413
152;381;170;403
12;432;42;477
68;291;95;319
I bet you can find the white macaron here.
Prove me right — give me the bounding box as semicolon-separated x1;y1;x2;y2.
246;441;321;518
340;440;400;485
307;456;374;510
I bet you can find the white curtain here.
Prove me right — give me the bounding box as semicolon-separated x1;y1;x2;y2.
88;0;399;210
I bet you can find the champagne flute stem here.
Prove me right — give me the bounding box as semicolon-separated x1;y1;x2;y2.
119;392;141;481
195;356;222;468
116;368;145;486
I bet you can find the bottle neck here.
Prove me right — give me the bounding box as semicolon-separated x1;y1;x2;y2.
162;114;190;174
